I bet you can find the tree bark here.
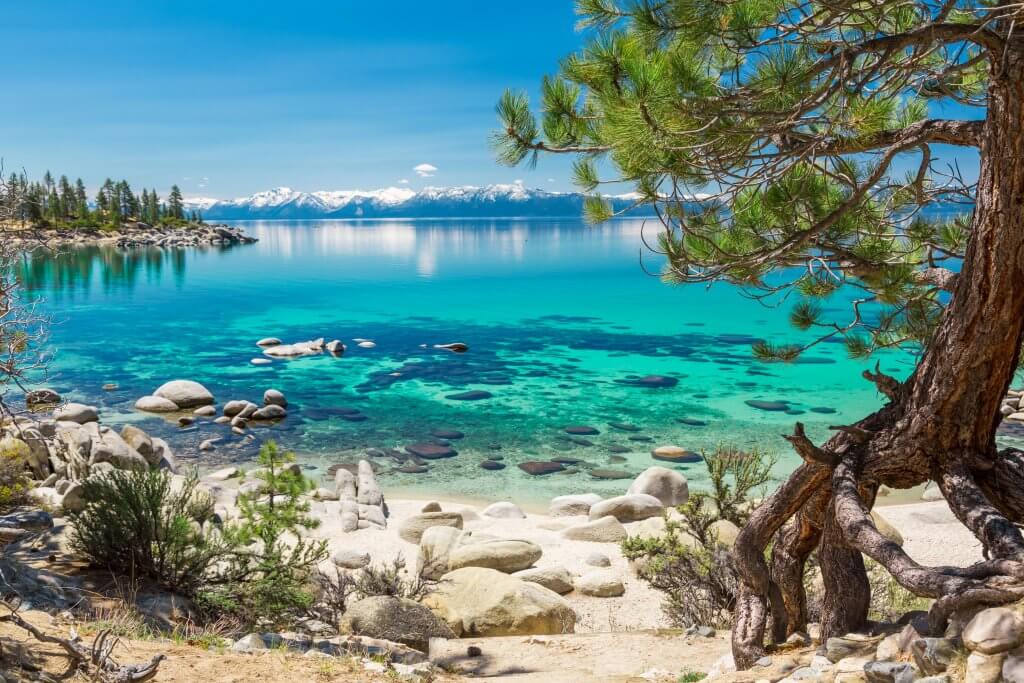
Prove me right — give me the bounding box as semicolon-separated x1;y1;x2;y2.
731;43;1024;669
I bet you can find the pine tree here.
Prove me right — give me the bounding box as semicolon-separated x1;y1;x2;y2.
497;1;1024;667
74;179;88;220
168;185;184;220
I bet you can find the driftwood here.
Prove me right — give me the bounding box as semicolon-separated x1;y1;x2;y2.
0;601;165;682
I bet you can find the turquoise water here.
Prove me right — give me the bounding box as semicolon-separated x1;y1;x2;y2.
19;219;917;504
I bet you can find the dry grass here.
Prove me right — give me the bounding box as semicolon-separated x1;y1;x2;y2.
0;609;457;682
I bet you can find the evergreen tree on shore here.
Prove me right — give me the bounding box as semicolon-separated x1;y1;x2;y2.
497;0;1024;668
0;172;201;228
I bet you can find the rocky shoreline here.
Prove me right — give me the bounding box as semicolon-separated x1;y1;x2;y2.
7;221;257;248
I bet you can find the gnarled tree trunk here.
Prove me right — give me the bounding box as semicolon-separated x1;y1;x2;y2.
732;43;1024;668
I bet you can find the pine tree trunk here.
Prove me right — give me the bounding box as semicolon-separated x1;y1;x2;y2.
731;44;1024;669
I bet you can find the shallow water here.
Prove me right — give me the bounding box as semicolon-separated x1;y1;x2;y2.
20;219;924;504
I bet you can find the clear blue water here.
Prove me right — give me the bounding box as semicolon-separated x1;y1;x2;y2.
20;219;920;504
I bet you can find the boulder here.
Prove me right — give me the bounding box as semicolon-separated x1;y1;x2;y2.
398;512;463;544
585;552;611;567
153;380;214;408
512;566;574;595
424;567;576;637
588;494;663;523
871;509;905;546
256;337;282;347
575;571;625;597
560;516;628;543
966;651;1007;683
341;596;455;652
548;494;602;517
447;539;543;573
964;606;1024;654
251;404;286;420
651;445;702;464
417;526;464;580
120;425;157;467
90;430;149;471
627;466;689;506
332;549;371;570
134;395;180;413
222;400;250;417
482;502;526;519
26;388;61;406
264;389;287;407
356;460;383;506
710;519;741;548
53;403;99;424
193;405;217;417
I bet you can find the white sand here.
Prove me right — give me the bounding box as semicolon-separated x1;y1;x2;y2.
209;472;984;634
308;497;674;632
873;500;983;567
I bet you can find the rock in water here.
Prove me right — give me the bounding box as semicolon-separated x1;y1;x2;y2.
264;389;287;407
153;380;215;408
134;395;180;413
518;461;565;476
25;388;61;406
651;445;702;464
53;403;100;424
445;390;493;401
423;567;576;637
256;337;282;347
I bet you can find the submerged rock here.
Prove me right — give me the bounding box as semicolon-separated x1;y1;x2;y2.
518;461;565;476
564;426;600;435
445;390;493;401
745;399;790;412
406;443;457;460
651;446;702;464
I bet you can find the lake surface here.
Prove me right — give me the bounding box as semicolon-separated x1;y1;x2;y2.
20;219;919;504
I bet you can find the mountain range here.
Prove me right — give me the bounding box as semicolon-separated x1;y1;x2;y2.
184;184;662;220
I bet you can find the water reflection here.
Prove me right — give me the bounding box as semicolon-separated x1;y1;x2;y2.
17;245;198;297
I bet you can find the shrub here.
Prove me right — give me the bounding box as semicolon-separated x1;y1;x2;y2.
621;446;776;628
68;469;224;594
70;441;328;629
0;437;31;511
194;441;328;627
310;557;435;625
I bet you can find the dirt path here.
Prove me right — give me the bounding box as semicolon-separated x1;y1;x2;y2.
430;630;730;682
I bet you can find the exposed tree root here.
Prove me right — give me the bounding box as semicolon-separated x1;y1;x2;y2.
0;602;165;682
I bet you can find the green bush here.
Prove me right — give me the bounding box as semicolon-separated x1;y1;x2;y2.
621;446;777;628
0;437;32;511
193;442;328;627
69;442;328;629
68;469;225;594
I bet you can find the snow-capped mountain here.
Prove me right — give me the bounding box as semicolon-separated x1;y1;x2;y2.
184;184;661;220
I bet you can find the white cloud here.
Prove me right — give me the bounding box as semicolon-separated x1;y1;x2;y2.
414;163;438;178
548;178;556;183
399;178;409;185
513;178;523;185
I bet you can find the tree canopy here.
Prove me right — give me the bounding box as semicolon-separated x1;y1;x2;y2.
494;0;1000;362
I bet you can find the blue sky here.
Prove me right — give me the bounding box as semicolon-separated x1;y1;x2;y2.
1;1;586;197
2;1;981;199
